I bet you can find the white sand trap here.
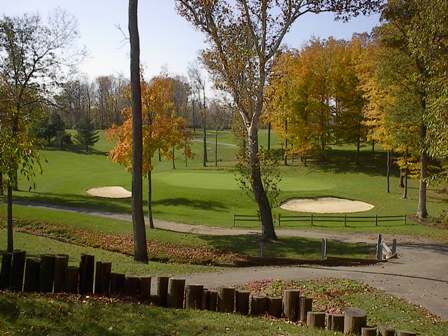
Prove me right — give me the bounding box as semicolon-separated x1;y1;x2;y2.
281;197;374;213
86;186;132;199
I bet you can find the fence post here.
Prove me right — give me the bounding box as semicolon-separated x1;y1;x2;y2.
311;214;314;226
321;238;327;261
344;214;347;227
376;234;383;261
375;214;378;226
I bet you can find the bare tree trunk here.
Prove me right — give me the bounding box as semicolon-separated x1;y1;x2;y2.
386;150;391;193
267;122;271;151
128;0;148;263
7;183;13;252
215;128;218;167
147;171;154;229
248;126;277;241
417;126;429;219
203;112;207;167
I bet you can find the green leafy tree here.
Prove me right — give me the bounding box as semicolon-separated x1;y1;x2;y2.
75;116;100;152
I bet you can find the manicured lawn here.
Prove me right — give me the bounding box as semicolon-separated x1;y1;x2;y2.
8;129;447;241
0;205;374;261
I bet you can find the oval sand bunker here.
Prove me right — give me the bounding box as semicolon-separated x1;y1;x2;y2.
281;197;374;213
86;186;131;199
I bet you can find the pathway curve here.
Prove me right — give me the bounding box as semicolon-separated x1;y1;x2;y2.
19;202;448;319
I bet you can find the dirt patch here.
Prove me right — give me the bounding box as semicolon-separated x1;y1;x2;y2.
281;197;374;213
86;186;131;199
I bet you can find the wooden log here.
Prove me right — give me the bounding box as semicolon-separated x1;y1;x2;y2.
10;250;26;291
101;262;112;296
299;297;313;322
110;273;125;295
217;287;235;313
379;328;395;336
397;332;416;336
185;284;203;309
53;254;68;293
362;327;378;336
94;261;103;294
206;290;218;311
201;288;208;310
250;295;268;316
139;276;151;301
267;296;282;318
283;289;300;322
39;254;56;293
235;290;250;315
79;254;95;295
125;276;141;298
307;312;326;329
156;277;169;307
64;266;79;294
23;259;40;292
0;252;12;289
344;308;367;335
168;278;186;308
327;313;344;332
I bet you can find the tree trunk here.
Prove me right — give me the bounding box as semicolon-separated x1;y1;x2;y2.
203;113;207;167
147;171;154;229
12;170;18;191
185;143;188;167
7;184;13;253
215;128;218;167
248;126;277;240
192;100;196;134
386;150;391;193
267;122;271;151
284;120;288;166
0;173;3;196
172;146;176;169
356;138;361;164
128;0;148;263
158;148;161;162
400;170;405;188
372;140;375;153
417;127;428;219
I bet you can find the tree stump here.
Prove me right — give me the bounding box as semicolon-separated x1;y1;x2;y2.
217;287;235;313
185;284;203;309
235;290;250;315
201;288;208;310
40;254;56;293
206;290;218;311
79;254;95;295
283;289;300;322
139;276;151;301
94;261;104;294
299;297;313;322
379;327;395;336
110;273;125;295
64;266;79;294
101;262;112;295
10;250;26;291
327;313;344;332
344;308;367;335
125;276;141;298
362;327;378;336
307;312;326;329
156;277;169;307
250;296;268;316
397;332;416;336
53;255;68;293
23;259;40;292
0;252;12;289
168;278;186;308
267;296;282;318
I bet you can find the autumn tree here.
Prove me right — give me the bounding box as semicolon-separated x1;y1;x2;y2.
0;11;80;251
108;75;192;229
128;0;148;263
176;0;383;240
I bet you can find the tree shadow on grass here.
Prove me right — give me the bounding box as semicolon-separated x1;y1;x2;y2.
199;234;372;259
153;198;228;212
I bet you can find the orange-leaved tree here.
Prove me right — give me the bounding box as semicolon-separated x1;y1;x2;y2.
108;75;192;229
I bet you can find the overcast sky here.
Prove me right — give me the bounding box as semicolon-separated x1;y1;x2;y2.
2;0;380;83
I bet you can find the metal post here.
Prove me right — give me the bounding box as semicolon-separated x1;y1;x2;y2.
376;234;383;261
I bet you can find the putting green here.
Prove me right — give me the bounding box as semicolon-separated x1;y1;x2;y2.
154;171;332;192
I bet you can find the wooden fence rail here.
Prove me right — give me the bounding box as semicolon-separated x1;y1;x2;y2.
0;250;416;336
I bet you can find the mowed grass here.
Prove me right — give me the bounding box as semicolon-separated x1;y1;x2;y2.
10;129;448;240
0;205;374;260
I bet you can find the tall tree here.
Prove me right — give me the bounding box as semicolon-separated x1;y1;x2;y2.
0;11;80;251
128;0;148;263
176;0;383;240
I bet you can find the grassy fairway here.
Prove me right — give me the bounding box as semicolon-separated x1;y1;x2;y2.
9;129;447;239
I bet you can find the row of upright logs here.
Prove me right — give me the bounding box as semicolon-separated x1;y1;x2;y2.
0;251;416;336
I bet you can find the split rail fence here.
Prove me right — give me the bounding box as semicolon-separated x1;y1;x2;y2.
0;250;416;336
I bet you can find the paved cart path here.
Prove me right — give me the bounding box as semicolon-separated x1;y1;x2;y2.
19;202;448;319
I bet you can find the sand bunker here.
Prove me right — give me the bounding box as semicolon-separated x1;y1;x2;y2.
86;186;132;199
281;197;374;213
